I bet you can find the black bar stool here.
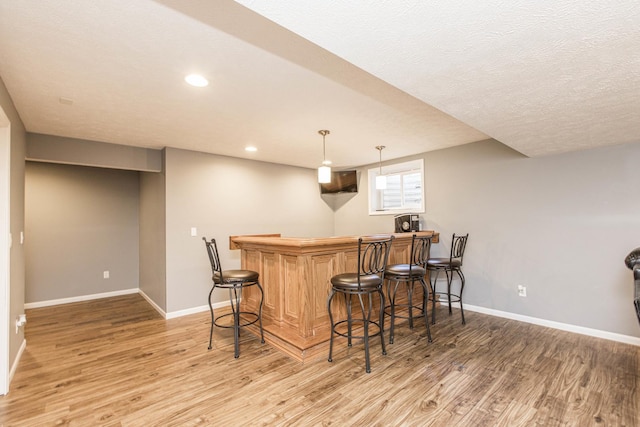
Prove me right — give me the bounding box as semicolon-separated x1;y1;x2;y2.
327;235;394;373
384;234;433;344
203;237;264;358
427;233;469;325
624;247;640;325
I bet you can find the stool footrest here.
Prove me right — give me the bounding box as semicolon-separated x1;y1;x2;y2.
331;318;383;341
429;291;462;303
384;304;426;320
213;311;261;329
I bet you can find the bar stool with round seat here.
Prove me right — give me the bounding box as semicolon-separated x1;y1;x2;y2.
203;237;264;358
384;234;433;344
624;247;640;325
427;233;469;325
327;235;394;373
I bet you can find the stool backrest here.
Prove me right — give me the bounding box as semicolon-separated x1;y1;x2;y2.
358;235;395;282
450;233;469;265
409;234;432;271
203;237;223;278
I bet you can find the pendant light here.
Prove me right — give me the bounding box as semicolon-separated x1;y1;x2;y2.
318;130;332;184
375;145;387;190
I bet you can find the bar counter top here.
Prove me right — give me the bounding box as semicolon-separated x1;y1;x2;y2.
230;231;438;251
229;231;439;362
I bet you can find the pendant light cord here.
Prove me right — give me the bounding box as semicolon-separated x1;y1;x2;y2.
376;145;385;173
319;130;330;164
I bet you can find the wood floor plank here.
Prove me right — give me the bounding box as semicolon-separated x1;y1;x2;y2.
0;294;637;426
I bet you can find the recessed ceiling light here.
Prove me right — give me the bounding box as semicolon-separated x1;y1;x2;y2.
185;74;208;87
245;146;257;152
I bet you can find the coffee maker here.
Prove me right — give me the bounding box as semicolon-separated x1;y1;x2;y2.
394;214;420;233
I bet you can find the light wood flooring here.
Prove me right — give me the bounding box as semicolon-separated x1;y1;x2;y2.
0;294;638;426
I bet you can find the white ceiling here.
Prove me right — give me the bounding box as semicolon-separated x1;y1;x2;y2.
0;0;639;170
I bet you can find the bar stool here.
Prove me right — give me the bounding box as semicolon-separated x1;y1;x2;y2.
327;235;394;373
624;247;640;325
384;234;433;344
427;233;469;325
203;237;264;358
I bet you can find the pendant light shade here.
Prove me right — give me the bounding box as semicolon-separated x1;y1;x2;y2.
375;145;387;190
318;130;331;184
318;165;331;183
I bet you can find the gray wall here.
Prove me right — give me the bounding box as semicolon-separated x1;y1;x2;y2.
20;135;640;339
22;144;337;315
139;165;167;311
25;162;140;302
335;139;640;338
27;133;162;172
164;147;335;313
0;76;26;374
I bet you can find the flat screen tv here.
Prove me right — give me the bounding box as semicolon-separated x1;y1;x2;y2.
320;170;358;194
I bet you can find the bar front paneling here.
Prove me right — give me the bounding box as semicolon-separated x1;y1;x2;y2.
230;231;439;362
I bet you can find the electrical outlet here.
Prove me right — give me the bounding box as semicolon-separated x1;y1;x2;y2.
15;314;26;333
518;285;527;297
103;270;110;279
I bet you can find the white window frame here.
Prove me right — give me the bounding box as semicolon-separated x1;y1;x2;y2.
367;158;425;215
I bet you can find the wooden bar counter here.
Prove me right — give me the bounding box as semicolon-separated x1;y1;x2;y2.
229;231;439;362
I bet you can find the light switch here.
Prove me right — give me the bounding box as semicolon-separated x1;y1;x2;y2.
191;227;197;237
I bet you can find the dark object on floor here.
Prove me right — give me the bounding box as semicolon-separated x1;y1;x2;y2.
203;237;264;358
427;233;469;325
624;248;640;326
327;235;394;373
384;233;433;344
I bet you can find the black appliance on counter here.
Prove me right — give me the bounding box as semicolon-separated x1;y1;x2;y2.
394;214;420;233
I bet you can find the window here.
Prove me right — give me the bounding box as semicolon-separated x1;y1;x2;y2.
368;159;424;215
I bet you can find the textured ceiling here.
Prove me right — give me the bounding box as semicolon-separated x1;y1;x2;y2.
0;0;638;170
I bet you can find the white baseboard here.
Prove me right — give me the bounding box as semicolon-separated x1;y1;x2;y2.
28;290;637;347
462;303;640;347
25;287;231;321
9;338;26;385
24;288;139;309
165;299;232;320
137;289;230;319
137;289;167;318
165;304;210;320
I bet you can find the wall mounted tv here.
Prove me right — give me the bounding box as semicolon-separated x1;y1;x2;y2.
320;170;358;194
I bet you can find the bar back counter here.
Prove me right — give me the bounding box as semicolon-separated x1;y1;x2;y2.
229;231;439;362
